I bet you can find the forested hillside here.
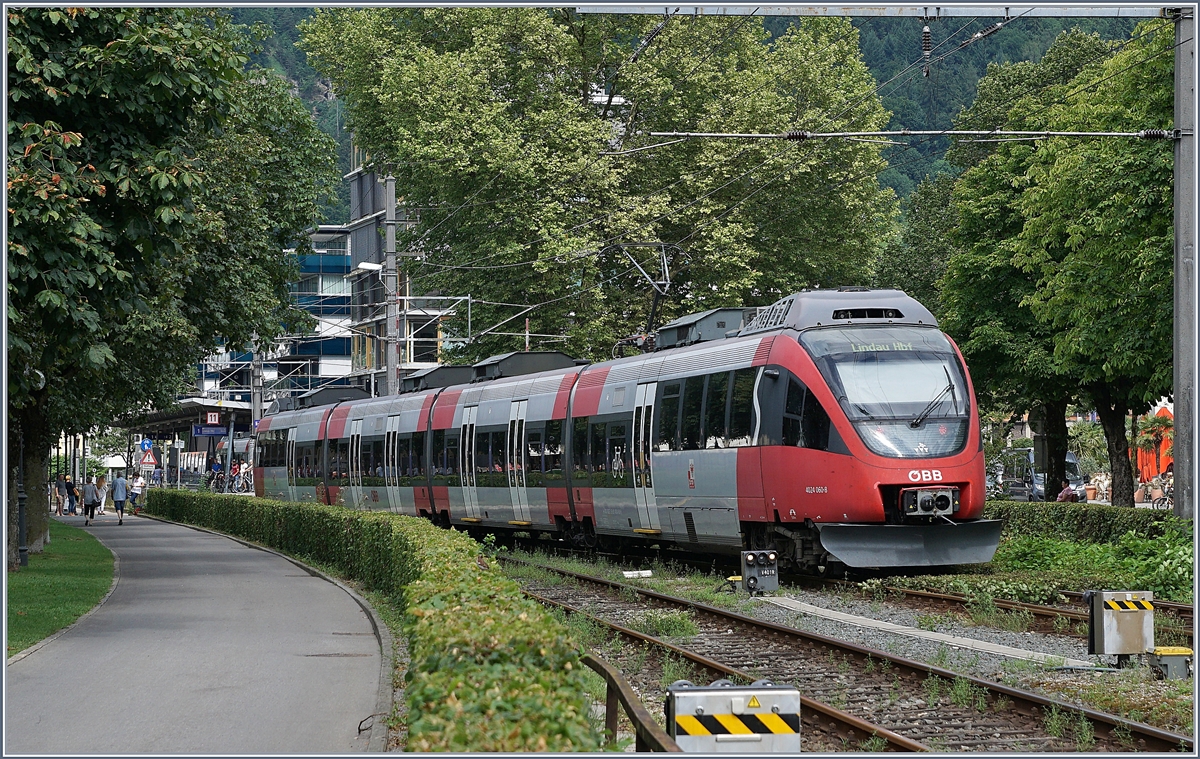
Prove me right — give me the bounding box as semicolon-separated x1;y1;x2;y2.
237;9;1137;218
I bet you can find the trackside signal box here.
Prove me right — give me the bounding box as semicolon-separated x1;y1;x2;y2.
740;550;779;594
1086;590;1155;659
667;679;801;753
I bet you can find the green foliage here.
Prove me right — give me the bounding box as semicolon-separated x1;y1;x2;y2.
871;173;959;316
987;521;1194;602
300;9;896;362
144;490;601;751
1068;421;1110;476
627;609;699;639
6;519;114;655
982;499;1181;543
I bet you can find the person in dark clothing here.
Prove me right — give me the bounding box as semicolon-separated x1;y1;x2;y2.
65;475;78;515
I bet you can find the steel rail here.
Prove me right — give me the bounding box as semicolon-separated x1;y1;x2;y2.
505;557;1194;753
1059;590;1194;623
530;591;927;752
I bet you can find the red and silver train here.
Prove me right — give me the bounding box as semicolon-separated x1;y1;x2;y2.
255;289;1001;571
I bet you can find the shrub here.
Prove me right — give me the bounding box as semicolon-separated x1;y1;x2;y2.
145;490;601;751
982;500;1182;543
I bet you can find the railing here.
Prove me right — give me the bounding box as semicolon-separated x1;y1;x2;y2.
581;653;682;752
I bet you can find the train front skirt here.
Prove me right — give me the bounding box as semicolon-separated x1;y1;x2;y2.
814;519;1003;568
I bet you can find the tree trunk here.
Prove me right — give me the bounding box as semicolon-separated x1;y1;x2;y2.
10;402;54;560
1095;389;1136;508
1042;398;1070;502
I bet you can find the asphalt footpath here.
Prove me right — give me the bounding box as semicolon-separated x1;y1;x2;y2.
6;511;387;754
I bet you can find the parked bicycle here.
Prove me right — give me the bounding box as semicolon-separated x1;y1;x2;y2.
1152;484;1174;510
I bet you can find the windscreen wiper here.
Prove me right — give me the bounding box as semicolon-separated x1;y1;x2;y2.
910;376;954;429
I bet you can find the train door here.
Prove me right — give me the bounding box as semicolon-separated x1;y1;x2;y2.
633;382;662;531
508;400;530;524
348;419;364;508
285;427;297;503
384;415;404;513
460;405;480;519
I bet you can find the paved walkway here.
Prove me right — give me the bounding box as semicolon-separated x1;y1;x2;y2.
6;512;385;754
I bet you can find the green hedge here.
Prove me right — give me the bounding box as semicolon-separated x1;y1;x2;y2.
145;490;600;752
982;500;1185;543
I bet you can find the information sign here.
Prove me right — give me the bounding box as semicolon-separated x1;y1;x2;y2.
192;425;228;437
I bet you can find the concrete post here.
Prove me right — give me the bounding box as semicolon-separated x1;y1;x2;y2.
1175;8;1195;519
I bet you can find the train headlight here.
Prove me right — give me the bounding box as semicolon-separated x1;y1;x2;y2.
757;551;769;566
767;551;777;564
745;553;756;566
746;576;758;590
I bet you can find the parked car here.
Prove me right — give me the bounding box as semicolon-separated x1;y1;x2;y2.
997;448;1087;502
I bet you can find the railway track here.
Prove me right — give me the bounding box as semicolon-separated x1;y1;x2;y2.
534;591;925;752
790;576;1193;646
504;556;1194;752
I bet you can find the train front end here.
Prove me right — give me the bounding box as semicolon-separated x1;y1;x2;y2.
751;290;1001;570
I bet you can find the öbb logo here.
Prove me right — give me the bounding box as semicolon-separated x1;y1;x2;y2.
908;469;943;482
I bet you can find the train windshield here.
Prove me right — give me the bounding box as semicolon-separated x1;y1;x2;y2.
799;326;970;458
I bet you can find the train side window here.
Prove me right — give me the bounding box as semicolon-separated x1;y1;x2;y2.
782;378;806;447
680;377;704;450
431;430;448;484
728;368;757;447
545;420;565;482
365;439;384;485
703;371;729;449
295;442;317;485
800;391;832;452
526;430;544;487
474;428;490;486
396;435;412;486
571;417;590;486
654;382;681;452
489;429;508;486
781;376;832;451
331;438;350;485
607;423;631;488
412;431;426;479
589;422;607;484
444;432;460;485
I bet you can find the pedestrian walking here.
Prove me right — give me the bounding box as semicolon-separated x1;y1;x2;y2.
130;473;145;514
96;475;108;516
65;475;78;516
54;474;67;516
112;471;127;525
82;476;99;526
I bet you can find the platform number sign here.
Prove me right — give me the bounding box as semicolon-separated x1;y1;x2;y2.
206;412;220;425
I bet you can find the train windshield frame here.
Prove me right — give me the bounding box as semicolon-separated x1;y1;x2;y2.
799;325;971;459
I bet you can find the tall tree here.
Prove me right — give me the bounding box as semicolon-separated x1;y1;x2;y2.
940;29;1115;496
300;9;896;362
871;173;960;316
7;9;336;562
1012;22;1175;506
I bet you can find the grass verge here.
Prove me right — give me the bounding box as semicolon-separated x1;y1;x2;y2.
7;519;114;657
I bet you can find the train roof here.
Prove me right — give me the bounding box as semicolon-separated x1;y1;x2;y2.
738;288;937;336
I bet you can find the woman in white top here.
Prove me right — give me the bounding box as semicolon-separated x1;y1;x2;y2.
96;475;108;515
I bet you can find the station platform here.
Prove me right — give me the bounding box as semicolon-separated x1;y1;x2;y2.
5;513;388;754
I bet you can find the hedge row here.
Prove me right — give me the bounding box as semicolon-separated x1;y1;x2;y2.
145;490;600;752
982;500;1185;543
